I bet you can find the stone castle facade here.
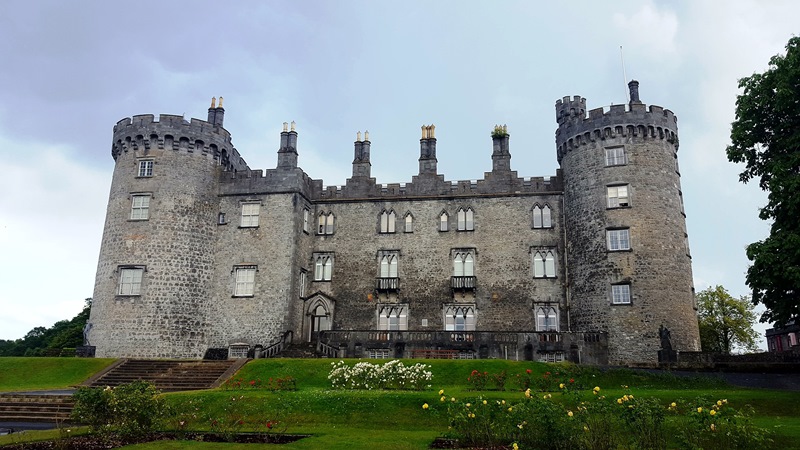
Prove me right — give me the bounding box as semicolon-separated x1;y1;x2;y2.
88;82;700;364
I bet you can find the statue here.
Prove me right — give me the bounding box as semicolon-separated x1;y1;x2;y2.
83;322;93;346
659;324;672;350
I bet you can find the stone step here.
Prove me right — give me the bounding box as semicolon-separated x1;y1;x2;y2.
0;395;75;423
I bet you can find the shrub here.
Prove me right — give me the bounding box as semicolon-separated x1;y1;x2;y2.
71;381;165;437
328;360;432;390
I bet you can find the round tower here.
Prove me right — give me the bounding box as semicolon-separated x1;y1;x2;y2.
556;81;699;364
89;104;244;358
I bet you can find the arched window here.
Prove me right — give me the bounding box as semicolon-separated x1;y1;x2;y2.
453;251;474;277
532;249;556;278
379;254;398;278
378;304;408;330
404;213;413;233
457;208;474;231
536;306;558;331
314;254;333;281
444;305;476;331
380;210;396;233
439;211;449;232
318;211;335;235
532;204;552;229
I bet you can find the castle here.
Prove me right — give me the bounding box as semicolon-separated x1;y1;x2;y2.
87;81;700;364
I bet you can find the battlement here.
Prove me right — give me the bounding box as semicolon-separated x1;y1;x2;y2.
112;113;249;172
555;87;679;164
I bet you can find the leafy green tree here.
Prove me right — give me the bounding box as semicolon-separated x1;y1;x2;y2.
0;298;91;356
726;36;800;327
697;286;759;354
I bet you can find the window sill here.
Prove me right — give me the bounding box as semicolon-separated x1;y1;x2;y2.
115;295;141;299
606;206;631;210
313;279;332;282
128;218;149;222
607;249;633;253
531;226;554;230
239;226;259;229
611;302;632;306
604;163;627;168
135;176;154;179
232;295;255;298
456;229;475;232
533;276;558;280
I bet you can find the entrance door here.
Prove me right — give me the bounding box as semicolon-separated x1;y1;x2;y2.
310;304;330;342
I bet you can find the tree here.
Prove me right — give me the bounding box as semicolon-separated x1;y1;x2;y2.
697;286;759;354
726;36;800;327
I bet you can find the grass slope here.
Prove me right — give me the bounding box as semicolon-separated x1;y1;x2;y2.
0;357;115;391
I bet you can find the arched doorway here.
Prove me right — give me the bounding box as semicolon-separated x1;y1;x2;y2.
305;294;334;342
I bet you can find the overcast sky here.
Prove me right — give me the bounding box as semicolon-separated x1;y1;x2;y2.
0;1;796;347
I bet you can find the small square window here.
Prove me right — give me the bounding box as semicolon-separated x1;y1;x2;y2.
607;229;630;251
611;284;631;304
605;147;626;166
130;194;150;220
607;185;629;208
118;267;143;296
138;160;153;177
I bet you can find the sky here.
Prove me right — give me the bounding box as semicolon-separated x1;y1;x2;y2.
0;1;796;348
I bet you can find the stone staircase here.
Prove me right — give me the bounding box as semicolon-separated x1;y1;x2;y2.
84;359;245;392
279;342;319;358
0;393;74;423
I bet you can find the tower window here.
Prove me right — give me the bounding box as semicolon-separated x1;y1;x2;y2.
137;159;153;177
607;229;630;251
130;194;151;220
607;185;630;208
605;147;626;166
303;208;310;233
118;267;144;296
611;284;631;305
532;249;557;278
318;212;335;235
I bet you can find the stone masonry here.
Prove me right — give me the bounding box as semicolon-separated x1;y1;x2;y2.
88;84;700;364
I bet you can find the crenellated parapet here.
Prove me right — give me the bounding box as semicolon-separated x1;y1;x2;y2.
112;114;249;172
555;84;678;164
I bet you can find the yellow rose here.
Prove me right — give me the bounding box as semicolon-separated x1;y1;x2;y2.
711;423;716;431
441;396;446;402
617;398;623;404
439;389;444;395
567;411;573;417
559;383;565;389
525;388;532;398
451;397;456;402
670;402;677;408
508;407;513;412
710;410;716;416
483;400;487;405
593;386;600;392
697;407;703;413
466;403;471;408
512;444;519;450
717;400;722;406
422;403;429;410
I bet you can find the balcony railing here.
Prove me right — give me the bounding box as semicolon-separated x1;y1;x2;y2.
451;276;476;290
375;277;399;291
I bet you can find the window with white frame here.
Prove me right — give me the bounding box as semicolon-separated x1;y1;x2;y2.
130;194;151;220
377;304;408;330
118;267;144;296
532;249;556;278
439;211;449;232
605;146;626;166
240;203;260;228
535;306;559;331
303;208;310;233
379;253;398;278
380;210;396;233
607;185;630;208
318;212;335;235
532;204;552;228
611;284;631;304
607;229;631;251
452;250;475;277
457;208;474;231
233;266;256;297
444;305;476;331
137;159;153;177
404;213;413;233
313;253;333;281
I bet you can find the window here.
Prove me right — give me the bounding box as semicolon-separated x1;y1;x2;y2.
313;254;333;281
379;254;398;278
240;203;260;227
303;208;310;233
444;305;476;331
439;212;449;232
457;208;474;231
318;212;335;235
137;159;153;177
130;194;151;220
532;249;556;278
234;266;256;297
378;304;408;331
607;185;629;208
380;210;396;233
298;270;307;298
452;250;475;277
404;213;413;233
535;306;559;331
612;284;631;304
532;204;552;228
118;267;143;296
605;146;626;166
607;229;630;251
218;212;226;225
368;349;391;359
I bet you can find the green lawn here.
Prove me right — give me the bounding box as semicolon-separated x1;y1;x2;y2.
1;358;799;449
0;357;115;391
